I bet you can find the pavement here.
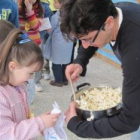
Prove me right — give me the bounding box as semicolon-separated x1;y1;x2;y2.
31;56;131;140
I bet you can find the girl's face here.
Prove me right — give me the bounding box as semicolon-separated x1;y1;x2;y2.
53;0;61;9
9;62;40;86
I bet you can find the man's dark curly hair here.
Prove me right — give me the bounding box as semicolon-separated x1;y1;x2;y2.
60;0;118;39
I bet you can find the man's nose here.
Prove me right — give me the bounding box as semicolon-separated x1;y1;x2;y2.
81;41;90;48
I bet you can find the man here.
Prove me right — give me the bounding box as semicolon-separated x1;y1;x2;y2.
0;0;19;28
60;0;140;139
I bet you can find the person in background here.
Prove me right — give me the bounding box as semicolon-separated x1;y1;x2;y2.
0;20;15;42
19;0;44;92
0;20;60;139
60;0;140;138
40;0;52;80
45;0;73;87
48;0;57;13
0;0;19;28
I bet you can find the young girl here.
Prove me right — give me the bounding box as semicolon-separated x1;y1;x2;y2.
19;0;44;92
0;21;60;139
46;0;73;87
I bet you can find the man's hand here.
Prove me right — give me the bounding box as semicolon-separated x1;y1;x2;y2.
65;101;77;124
65;64;83;82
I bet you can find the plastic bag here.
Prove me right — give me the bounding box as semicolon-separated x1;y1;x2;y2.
44;102;67;140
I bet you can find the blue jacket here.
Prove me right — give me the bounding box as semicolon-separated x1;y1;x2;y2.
47;11;73;64
0;0;19;28
41;2;52;19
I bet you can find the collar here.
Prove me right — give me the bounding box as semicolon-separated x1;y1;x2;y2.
110;7;123;46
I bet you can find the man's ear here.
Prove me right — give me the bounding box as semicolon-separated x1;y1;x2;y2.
8;61;18;72
105;16;114;29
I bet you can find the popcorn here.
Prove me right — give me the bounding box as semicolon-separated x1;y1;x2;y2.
76;87;122;111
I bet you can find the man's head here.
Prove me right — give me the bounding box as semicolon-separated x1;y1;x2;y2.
60;0;118;48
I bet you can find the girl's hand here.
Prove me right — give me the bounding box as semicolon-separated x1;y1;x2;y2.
40;112;60;128
25;0;33;13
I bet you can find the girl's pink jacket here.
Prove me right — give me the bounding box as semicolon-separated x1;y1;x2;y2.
0;85;44;140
